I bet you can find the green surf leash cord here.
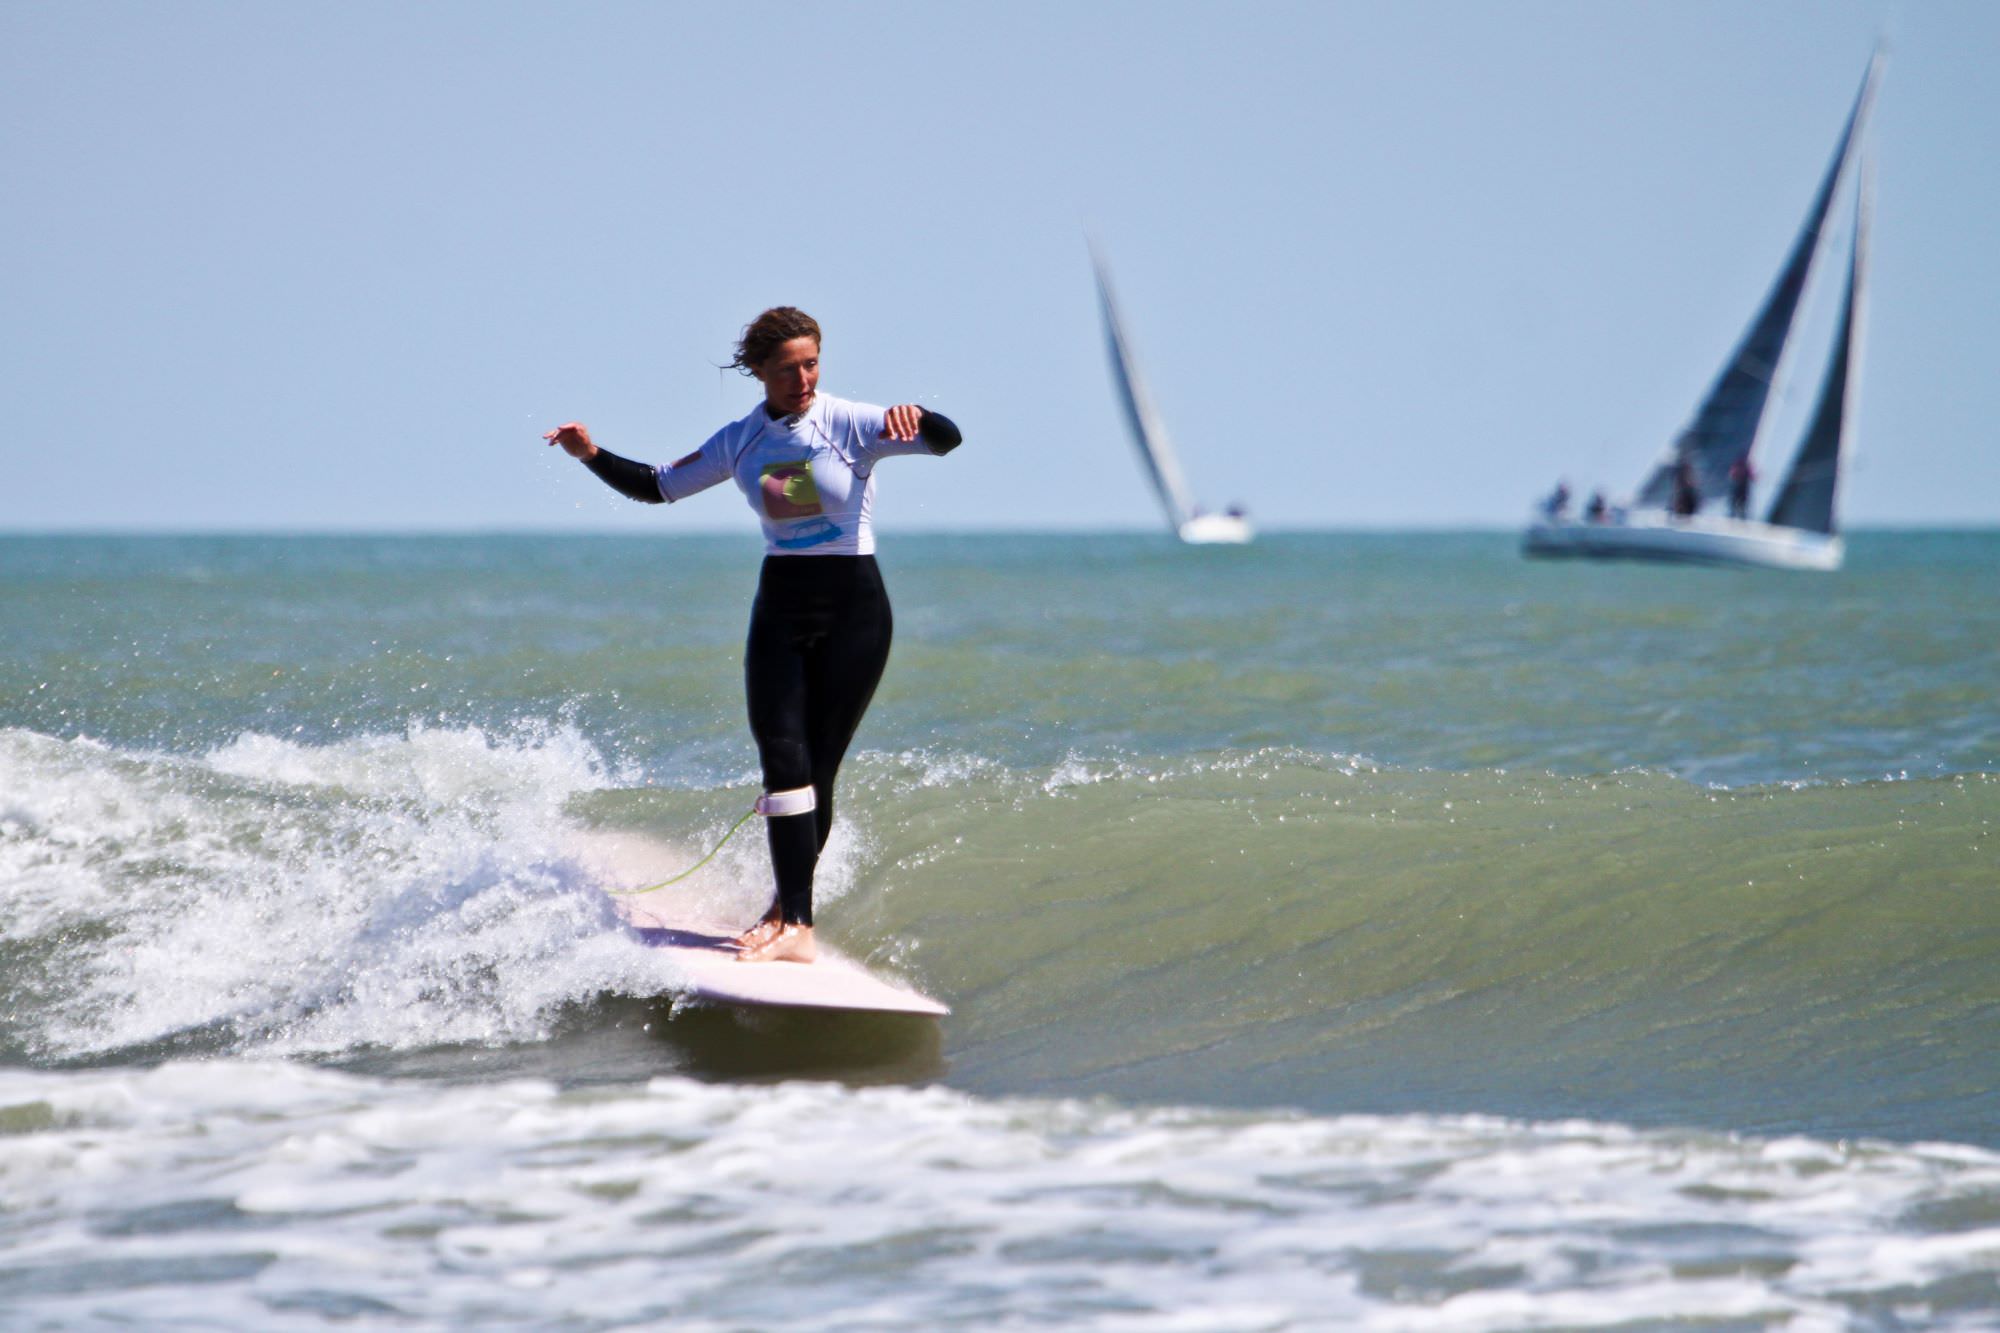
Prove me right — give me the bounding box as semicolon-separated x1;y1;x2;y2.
605;807;759;897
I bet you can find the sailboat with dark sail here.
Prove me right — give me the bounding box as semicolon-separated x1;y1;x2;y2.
1091;244;1253;545
1524;55;1880;571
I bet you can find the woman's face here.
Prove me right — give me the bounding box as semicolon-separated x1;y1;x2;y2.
754;337;821;416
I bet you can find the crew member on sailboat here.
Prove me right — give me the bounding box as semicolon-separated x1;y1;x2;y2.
1671;451;1700;518
1727;458;1755;519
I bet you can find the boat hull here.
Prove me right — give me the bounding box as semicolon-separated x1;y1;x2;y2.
1177;514;1254;544
1522;514;1843;571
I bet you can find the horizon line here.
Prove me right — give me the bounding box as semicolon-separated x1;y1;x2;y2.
4;523;1996;539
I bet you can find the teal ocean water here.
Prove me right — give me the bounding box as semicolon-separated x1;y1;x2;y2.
3;531;1997;1328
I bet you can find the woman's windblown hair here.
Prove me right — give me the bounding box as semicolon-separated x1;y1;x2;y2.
730;307;822;375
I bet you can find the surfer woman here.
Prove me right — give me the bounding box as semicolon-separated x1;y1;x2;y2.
544;307;962;963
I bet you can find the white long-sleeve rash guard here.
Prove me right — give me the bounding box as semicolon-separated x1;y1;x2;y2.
655;395;946;556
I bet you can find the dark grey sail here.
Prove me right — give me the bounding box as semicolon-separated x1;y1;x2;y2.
1090;247;1197;533
1634;54;1881;512
1767;157;1871;535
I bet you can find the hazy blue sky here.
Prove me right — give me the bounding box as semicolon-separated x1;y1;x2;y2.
5;0;1994;534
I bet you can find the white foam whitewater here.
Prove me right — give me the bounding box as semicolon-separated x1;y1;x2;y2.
0;723;793;1058
3;1061;1998;1329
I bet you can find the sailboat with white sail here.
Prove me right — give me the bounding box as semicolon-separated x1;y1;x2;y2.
1090;245;1253;545
1524;55;1880;572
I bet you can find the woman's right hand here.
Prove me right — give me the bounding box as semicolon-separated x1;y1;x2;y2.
543;422;597;460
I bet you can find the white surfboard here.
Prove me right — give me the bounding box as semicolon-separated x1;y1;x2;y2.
612;894;949;1017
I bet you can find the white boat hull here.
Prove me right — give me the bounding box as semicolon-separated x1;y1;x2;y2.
1177;513;1254;544
1523;513;1843;571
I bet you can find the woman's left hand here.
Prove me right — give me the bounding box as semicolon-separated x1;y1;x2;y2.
880;404;922;441
543;422;597;460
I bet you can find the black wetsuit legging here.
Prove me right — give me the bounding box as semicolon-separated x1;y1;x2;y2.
745;554;893;926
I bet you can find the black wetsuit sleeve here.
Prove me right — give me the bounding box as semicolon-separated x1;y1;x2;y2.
582;447;665;504
918;409;963;456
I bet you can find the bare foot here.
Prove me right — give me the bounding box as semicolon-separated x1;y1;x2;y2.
730;903;783;952
737;923;816;964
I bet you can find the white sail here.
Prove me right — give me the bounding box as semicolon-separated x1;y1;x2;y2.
1090;245;1253;545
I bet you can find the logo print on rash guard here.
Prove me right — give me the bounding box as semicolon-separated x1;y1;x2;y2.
773;517;843;549
759;461;823;519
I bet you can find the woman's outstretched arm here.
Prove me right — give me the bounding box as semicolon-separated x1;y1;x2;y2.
544;422;665;504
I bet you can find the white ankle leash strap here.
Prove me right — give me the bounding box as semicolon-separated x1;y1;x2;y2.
754;786;817;817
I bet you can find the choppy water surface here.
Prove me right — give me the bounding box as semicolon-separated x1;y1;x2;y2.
3;532;1997;1328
